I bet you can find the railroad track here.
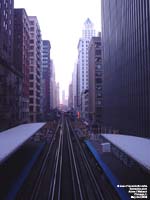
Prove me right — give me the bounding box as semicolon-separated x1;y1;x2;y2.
67;119;106;200
47;116;83;200
16;115;119;200
30;119;63;200
48;117;106;200
68;119;120;200
16;119;62;200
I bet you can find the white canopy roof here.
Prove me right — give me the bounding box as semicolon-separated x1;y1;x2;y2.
0;123;45;164
102;134;150;171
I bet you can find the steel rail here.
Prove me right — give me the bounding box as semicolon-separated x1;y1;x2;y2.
66;119;84;200
68;120;105;200
49;126;63;200
30;119;62;200
57;124;63;200
66;120;78;200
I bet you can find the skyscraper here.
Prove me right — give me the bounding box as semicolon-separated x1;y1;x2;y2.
62;90;65;105
41;40;51;119
101;0;150;137
14;8;30;123
77;18;95;119
28;16;42;122
0;0;21;130
68;83;73;109
0;0;14;63
50;59;57;109
72;63;77;110
56;82;60;108
88;35;102;126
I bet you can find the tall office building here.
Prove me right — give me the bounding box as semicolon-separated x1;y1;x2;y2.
88;35;102;125
101;0;150;137
41;40;51;119
62;90;66;105
77;18;95;119
0;0;21;130
72;63;77;109
14;9;30;123
68;83;73;109
28;16;42;122
56;82;60;108
0;0;14;63
50;59;57;109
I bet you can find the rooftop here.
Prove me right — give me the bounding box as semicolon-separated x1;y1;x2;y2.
0;123;45;164
101;134;150;171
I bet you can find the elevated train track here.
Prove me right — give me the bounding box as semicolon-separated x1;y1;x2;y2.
16;115;120;200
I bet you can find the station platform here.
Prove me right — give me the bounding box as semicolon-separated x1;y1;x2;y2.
0;123;45;164
84;133;150;199
0;142;45;200
101;134;150;172
85;140;130;200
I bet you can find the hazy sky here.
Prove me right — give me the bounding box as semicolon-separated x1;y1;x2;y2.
14;0;101;98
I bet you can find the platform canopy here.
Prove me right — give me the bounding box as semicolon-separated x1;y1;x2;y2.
102;134;150;171
0;123;45;164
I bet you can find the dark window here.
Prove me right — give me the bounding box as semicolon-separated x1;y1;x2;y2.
30;106;33;112
30;98;33;103
29;74;33;79
29;90;33;95
30;82;33;87
30;39;34;43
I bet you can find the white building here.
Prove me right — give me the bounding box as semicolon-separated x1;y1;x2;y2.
77;18;96;119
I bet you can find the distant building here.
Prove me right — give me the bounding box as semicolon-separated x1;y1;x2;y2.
56;82;60;108
28;16;42;122
50;60;57;109
88;35;102;126
41;40;51;119
14;8;30;123
77;18;95;120
68;83;73;109
62;90;66;105
0;0;21;130
72;64;77;110
101;0;150;137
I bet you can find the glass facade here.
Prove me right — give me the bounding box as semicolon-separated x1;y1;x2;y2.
101;0;150;137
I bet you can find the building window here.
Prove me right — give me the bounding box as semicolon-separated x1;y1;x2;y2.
29;74;34;79
30;46;34;50
30;52;34;56
30;59;34;64
30;27;34;31
29;90;33;95
29;106;33;112
30;66;34;72
96;64;101;69
30;98;33;103
30;40;34;44
30;82;33;87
